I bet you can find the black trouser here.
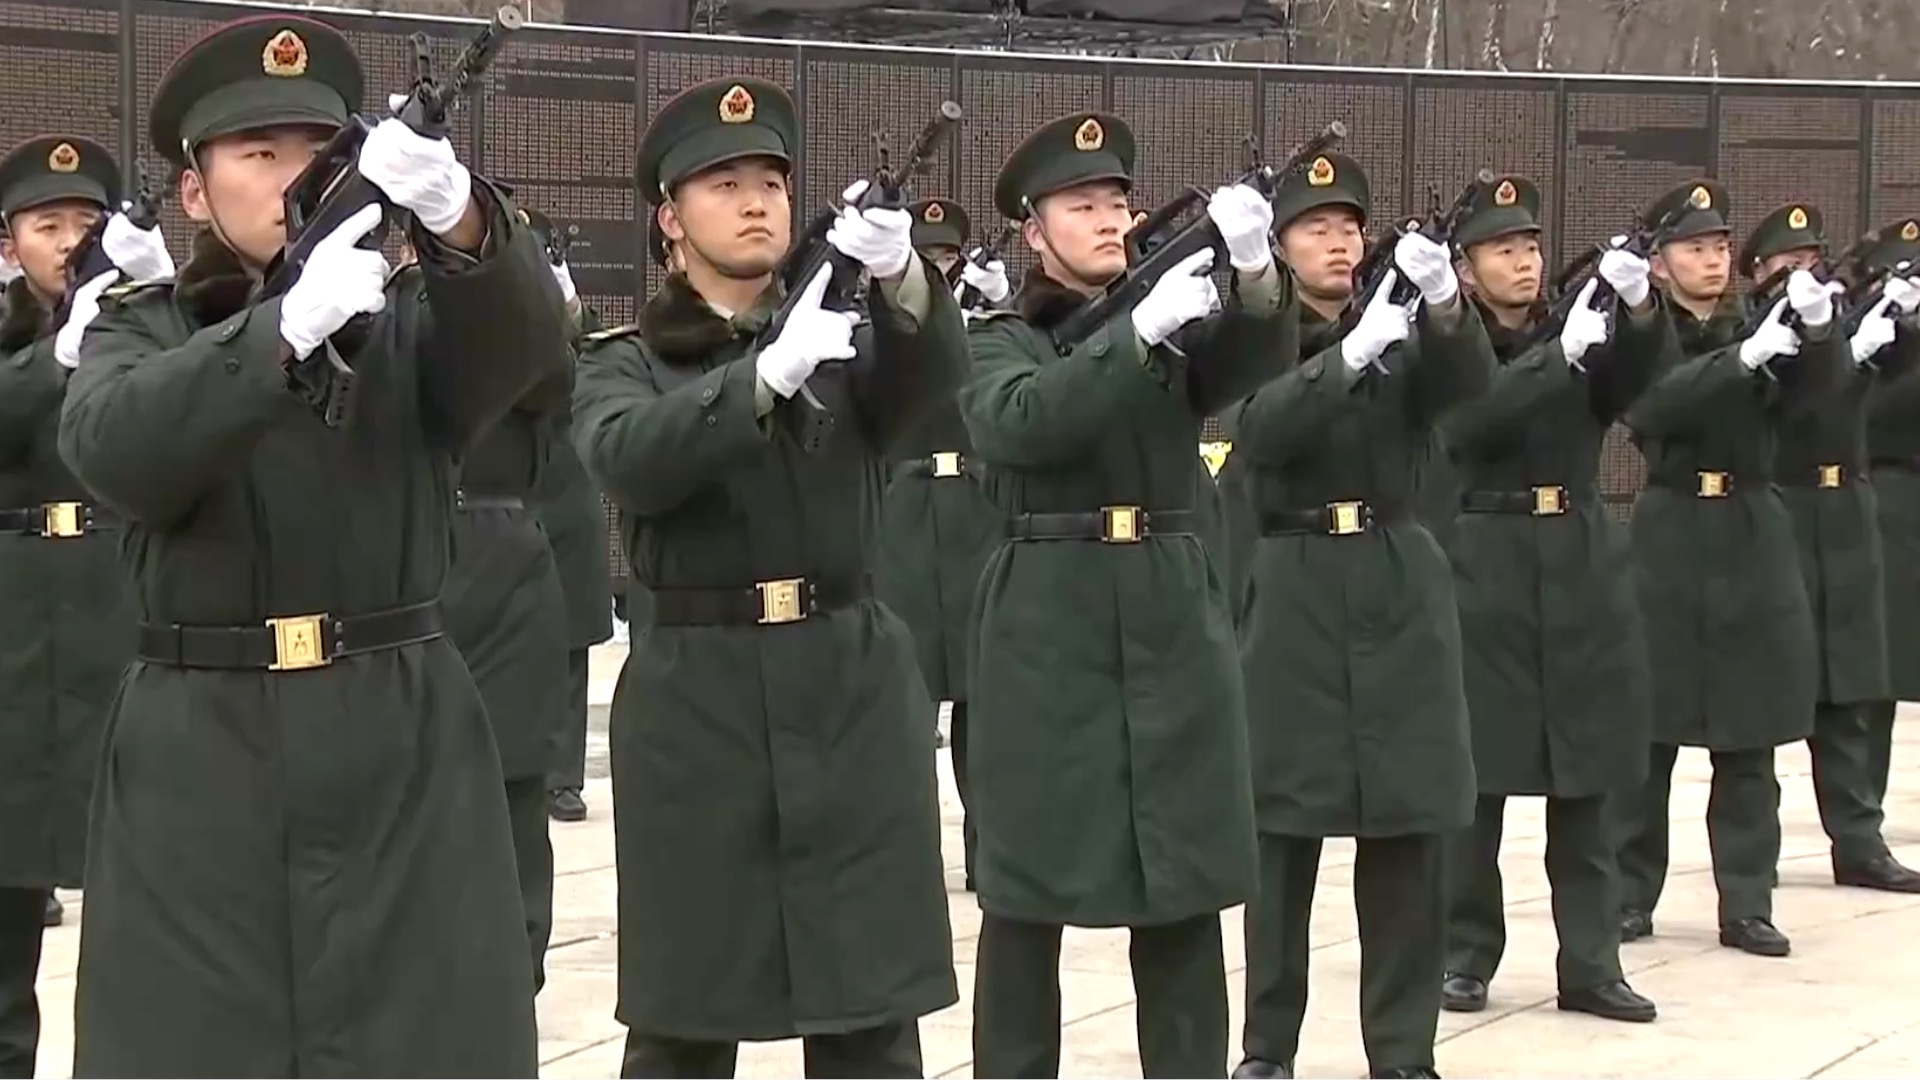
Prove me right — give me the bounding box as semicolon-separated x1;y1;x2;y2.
549;647;591;792
975;911;1225;1078
0;888;47;1079
1864;699;1899;810
619;1021;922;1078
1811;702;1892;866
1241;833;1444;1074
1445;794;1621;992
505;776;555;993
950;701;975;884
1616;744;1779;925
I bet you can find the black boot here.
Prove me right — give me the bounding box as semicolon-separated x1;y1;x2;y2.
1619;908;1653;942
1834;853;1920;893
1719;917;1790;957
1230;1059;1293;1079
43;892;63;928
1441;973;1487;1013
549;787;587;823
1558;980;1657;1022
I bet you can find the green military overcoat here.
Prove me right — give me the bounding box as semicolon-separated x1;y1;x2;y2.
532;308;614;653
1624;305;1841;750
56;204;565;1076
1213;415;1257;615
1236;305;1492;838
1866;326;1920;700
1437;298;1675;797
572;265;962;1041
0;279;135;891
958;266;1292;927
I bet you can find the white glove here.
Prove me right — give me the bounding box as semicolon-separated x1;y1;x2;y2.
825;180;913;280
1558;277;1611;369
279;203;391;360
1129;248;1220;348
1392;231;1458;307
53;270;116;369
360;96;474;235
1739;297;1801;370
1206;183;1275;273
757;263;860;398
551;261;577;303
1851;295;1898;365
1883;276;1920;315
1341;269;1416;372
1597;248;1651;309
101;210;175;280
957;251;1010;303
1786;268;1838;328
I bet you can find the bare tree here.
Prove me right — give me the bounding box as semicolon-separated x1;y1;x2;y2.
1533;0;1557;70
1480;0;1509;70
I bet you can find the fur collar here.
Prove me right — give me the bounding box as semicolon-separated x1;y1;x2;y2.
174;228;256;327
637;272;779;361
1470;294;1543;362
0;276;49;352
1012;266;1092;330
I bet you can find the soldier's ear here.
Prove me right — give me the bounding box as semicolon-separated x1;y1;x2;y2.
1453;254;1478;291
657;201;684;245
179;168;212;224
1020;216;1045;255
1648;250;1671;284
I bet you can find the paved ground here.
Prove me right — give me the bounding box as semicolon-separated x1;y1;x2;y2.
30;646;1920;1077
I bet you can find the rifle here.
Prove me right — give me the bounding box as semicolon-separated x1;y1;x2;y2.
63;167;166;303
1339;169;1492;335
1525;199;1693;347
544;220;571;268
1048;120;1347;356
952;220;1018;310
259;5;524;429
1737;243;1860;338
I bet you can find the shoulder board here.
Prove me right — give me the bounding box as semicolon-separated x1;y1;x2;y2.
101;277;174;302
580;323;641;345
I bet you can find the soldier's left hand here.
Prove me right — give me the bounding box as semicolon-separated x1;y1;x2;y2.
101;207;175;281
1850;295;1898;365
957;249;1011;303
1206;184;1274;273
1392;231;1458;306
54;270;116;370
1557;277;1610;369
360;95;475;236
1130;248;1220;347
1785;268;1838;327
826;180;913;280
1884;276;1920;315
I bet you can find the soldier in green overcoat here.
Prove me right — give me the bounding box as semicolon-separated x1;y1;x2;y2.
960;112;1291;1077
56;15;569;1074
0;134;159;1079
871;196;1008;891
1615;180;1844;959
572;76;963;1076
1229;154;1493;1080
1434;175;1668;1024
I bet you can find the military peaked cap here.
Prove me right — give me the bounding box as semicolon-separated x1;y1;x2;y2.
1641;179;1730;245
1861;216;1920;277
0;135;119;221
1452;175;1541;250
1739;202;1825;277
1271;150;1370;232
638;77;798;206
908;198;969;253
149;15;362;168
994;113;1134;222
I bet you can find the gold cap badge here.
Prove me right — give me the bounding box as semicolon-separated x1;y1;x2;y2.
719;84;754;124
47;142;79;173
923;202;945;224
262;29;308;77
1787;206;1808;230
1493;179;1517;207
1688;185;1712;210
1307;156;1334;187
1904;221;1919;242
1073;118;1104;152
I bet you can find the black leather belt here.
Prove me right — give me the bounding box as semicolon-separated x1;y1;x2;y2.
650;577;867;627
895;452;968;479
1261;500;1407;537
136;600;444;672
1650;470;1747;499
1460;486;1582;516
1871;456;1920;472
455;491;525;511
1007;508;1195;543
0;501;113;538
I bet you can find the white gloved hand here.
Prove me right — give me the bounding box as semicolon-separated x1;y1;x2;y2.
551;260;578;303
757;263;860;399
360;97;474;235
957;250;1011;303
1206;183;1275;273
1786;268;1837;327
101;209;175;280
1597;248;1651;309
1739;297;1802;370
1129;248;1220;348
1883;276;1920;315
1392;231;1458;306
1341;269;1416;372
1558;277;1611;369
53;270;116;370
279;203;390;360
825;180;913;280
1850;295;1898;365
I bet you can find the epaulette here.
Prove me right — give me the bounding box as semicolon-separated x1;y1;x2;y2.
579;323;640;346
100;277;174;302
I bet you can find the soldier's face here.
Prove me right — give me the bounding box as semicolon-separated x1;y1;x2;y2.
1652;233;1730;300
181;125;334;268
0;200;102;299
1278;206;1363;301
1026;181;1131;288
659;158;791;280
1756;246;1821;282
923;245;961;276
1460;232;1543;308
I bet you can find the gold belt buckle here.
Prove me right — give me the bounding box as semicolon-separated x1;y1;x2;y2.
1532;485;1566;516
1101;505;1142;543
41;501;83;538
756;577;807;625
1818;464;1844;489
1696;471;1730;499
267;613;331;671
931;451;963;478
1328;500;1366;536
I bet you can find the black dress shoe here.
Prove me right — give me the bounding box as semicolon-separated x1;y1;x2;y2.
1719;917;1790;956
43;893;63;928
1370;1067;1440;1079
1619;908;1653;942
1834;853;1920;893
1230;1058;1293;1079
1558;980;1657;1022
549;787;588;823
1441;972;1488;1012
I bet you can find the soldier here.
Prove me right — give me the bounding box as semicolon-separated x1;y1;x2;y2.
1228;153;1493;1080
872;196;1008;891
1614;180;1843;958
960;111;1290;1078
0;134;165;1079
571;77;962;1076
1864;218;1920;819
56;15;568;1073
1435;175;1667;1022
1757;205;1920;893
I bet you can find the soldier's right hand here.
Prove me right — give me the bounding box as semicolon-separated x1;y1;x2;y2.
1883;276;1920;315
1786;268;1839;327
1738;297;1801;371
1340;268;1415;372
102;208;175;281
757;263;860;399
1129;248;1219;347
1850;295;1899;365
279;203;390;360
1596;249;1651;308
1557;277;1610;369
